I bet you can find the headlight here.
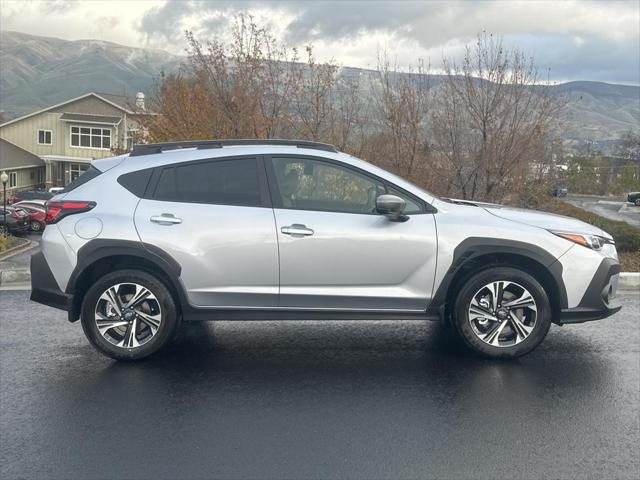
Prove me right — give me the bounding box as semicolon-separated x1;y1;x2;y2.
551;231;614;250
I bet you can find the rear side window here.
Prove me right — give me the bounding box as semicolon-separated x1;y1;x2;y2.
60;165;102;193
153;158;261;207
118;168;153;197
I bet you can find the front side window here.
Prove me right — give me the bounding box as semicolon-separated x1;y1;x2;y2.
153;157;262;207
37;129;52;145
270;157;423;215
71;126;111;149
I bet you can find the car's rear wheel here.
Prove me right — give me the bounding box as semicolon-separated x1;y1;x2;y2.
81;270;178;360
30;220;43;232
452;267;551;358
635;198;640;206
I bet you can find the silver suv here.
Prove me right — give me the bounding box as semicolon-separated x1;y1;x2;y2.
31;140;621;360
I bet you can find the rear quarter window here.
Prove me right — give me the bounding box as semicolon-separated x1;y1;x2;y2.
117;168;153;198
60;165;102;193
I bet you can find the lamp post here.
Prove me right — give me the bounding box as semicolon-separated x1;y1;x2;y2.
0;171;8;235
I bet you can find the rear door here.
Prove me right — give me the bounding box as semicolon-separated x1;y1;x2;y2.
134;155;279;308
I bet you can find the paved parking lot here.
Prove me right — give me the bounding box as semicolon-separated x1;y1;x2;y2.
1;290;638;480
563;195;640;227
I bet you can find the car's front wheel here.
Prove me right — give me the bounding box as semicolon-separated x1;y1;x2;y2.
452;267;552;358
635;198;640;206
81;270;179;360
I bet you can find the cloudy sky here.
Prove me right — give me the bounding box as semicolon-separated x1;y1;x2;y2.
1;0;639;84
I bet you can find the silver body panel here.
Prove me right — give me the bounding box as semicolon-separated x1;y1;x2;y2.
274;208;437;310
134;200;279;307
41;145;619;314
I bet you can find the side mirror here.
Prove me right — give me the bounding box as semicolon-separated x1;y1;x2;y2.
376;194;409;222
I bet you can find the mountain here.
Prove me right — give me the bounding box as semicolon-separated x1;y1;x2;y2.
1;31;638;143
0;31;183;116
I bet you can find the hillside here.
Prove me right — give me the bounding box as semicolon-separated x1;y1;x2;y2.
1;31;638;142
0;31;183;116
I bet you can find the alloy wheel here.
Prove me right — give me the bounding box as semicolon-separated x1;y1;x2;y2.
94;283;162;348
468;280;537;348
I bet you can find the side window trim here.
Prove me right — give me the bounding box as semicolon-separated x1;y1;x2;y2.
145;155;271;208
264;154;430;215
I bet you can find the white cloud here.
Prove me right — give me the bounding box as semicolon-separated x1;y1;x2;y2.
0;0;638;83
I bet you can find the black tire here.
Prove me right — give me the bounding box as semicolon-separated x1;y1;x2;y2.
81;269;179;361
452;267;551;358
30;220;43;232
635;199;640;207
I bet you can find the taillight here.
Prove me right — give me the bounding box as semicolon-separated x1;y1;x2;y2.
45;201;96;224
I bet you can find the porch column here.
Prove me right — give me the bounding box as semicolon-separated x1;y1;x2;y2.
44;158;54;189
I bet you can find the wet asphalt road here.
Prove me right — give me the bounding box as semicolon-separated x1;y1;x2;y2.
1;290;639;480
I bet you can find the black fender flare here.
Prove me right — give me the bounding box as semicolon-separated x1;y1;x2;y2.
428;237;568;318
66;239;185;320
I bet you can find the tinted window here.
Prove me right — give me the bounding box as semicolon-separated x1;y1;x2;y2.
118;168;153;198
271;157;385;214
154;158;261;207
60;165;102;193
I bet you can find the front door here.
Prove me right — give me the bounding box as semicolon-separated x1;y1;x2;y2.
135;156;279;308
266;155;438;311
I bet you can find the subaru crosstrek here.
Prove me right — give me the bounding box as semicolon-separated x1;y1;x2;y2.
30;140;622;360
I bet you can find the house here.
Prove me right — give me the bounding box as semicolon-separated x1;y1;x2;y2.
0;91;149;198
0;138;46;199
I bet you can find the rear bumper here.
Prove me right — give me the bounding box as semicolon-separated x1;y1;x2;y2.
8;222;29;233
30;251;72;312
558;257;622;324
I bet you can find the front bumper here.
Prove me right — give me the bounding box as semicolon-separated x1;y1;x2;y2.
30;251;72;312
558;257;622;324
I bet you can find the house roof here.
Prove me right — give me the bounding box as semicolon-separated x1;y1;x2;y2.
60;113;123;125
0;92;145;128
0;138;45;169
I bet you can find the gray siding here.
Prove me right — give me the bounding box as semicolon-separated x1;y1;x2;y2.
0;97;129;159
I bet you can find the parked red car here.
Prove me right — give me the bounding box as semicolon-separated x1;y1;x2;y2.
11;201;47;232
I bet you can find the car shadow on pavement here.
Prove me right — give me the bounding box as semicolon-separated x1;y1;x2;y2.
85;320;613;406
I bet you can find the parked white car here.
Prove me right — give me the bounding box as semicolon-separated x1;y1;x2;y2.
31;140;621;360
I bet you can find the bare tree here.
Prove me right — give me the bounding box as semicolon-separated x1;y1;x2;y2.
369;54;431;178
144;73;229;141
291;47;339;142
183;15;300;139
328;70;368;154
432;33;563;201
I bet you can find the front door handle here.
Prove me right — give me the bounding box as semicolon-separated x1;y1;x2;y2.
150;214;182;225
281;224;314;237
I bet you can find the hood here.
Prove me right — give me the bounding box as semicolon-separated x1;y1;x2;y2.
482;204;611;239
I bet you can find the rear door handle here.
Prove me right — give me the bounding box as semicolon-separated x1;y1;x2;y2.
150;214;182;225
281;224;314;237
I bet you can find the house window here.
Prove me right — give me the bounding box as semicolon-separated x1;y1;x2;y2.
69;163;89;182
38;129;52;145
71;126;111;149
9;172;17;188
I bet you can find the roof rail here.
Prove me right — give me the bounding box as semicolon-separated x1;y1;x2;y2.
129;139;338;157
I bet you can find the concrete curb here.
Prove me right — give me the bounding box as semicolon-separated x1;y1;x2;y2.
0;268;31;286
619;272;640;291
2;267;639;291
